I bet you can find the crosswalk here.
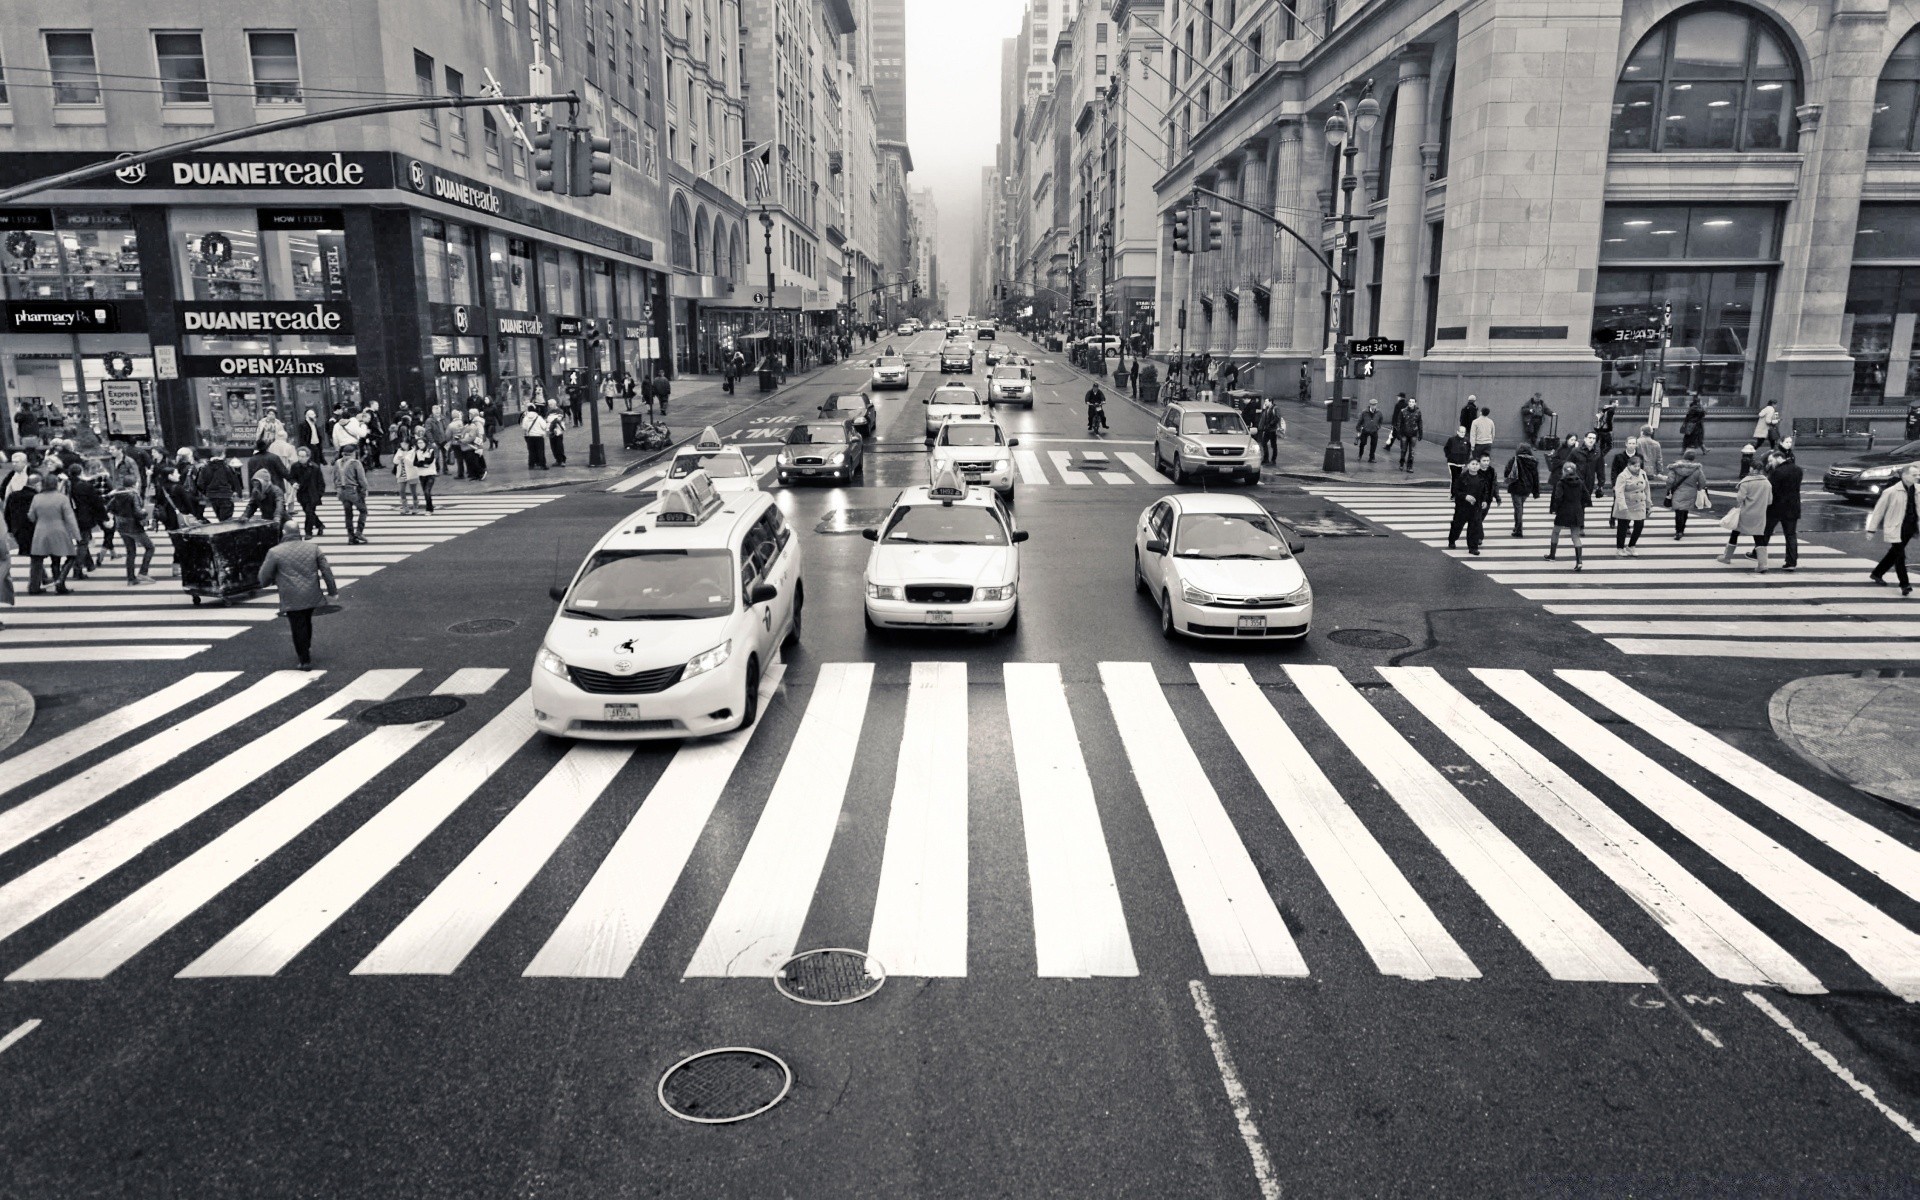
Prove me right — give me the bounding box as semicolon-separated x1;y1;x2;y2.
1;497;555;664
1306;486;1914;659
611;443;1177;493
1;661;1915;998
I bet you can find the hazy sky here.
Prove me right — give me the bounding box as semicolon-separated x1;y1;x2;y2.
905;0;1028;313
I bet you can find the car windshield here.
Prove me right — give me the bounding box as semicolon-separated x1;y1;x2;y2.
996;367;1030;381
1182;411;1248;435
940;425;1005;447
787;424;850;446
935;390;981;406
1173;512;1293;560
563;549;735;620
668;452;748;479
824;396;865;412
883;503;1009;546
876;357;905;369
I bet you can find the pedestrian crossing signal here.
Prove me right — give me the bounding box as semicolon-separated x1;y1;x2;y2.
571;129;614;197
1350;358;1375;379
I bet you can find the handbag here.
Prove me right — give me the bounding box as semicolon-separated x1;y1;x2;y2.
1693;490;1713;512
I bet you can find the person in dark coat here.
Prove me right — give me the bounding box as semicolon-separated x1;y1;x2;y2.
1758;440;1803;571
1545;461;1588;571
67;468;107;578
5;475;37;561
548;404;569;466
1680;398;1707;452
196;455;239;521
1393;398;1424;471
1448;455;1498;554
1592;398;1618;468
651;372;672;417
1504;442;1541;537
1443;426;1471;487
1577;432;1602;498
1519;394;1553;447
1458;398;1479;435
1355;400;1383;463
242;468;287;527
290;446;327;537
258;526;338;670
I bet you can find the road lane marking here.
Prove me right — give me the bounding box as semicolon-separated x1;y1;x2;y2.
1188;980;1282;1200
0;1018;41;1058
1517;587;1897;603
1384;668;1822;993
1004;663;1137;978
1483;669;1920;1001
1545;603;1915;617
1604;639;1920;660
1012;450;1048;486
1290;665;1653;984
0;646;215;664
685;662;875;977
1048;451;1091;485
1577;619;1920;639
867;662;969;977
1745;991;1920;1146
1194;664;1476;981
0;672;237;799
1101;662;1306;977
1117;452;1175;485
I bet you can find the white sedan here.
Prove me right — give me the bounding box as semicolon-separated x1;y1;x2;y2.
1134;493;1311;641
664;427;759;494
863;465;1027;634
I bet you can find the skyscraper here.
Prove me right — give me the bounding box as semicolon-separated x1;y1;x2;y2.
869;0;908;144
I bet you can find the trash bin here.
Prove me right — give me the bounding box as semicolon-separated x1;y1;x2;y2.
620;412;647;450
759;369;778;392
170;519;282;606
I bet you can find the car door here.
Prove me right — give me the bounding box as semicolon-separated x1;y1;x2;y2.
761;505;799;640
1155;408;1179;463
738;515;780;660
1140;501;1173;593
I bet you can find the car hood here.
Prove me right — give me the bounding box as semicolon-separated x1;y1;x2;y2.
930;444;1008;462
1180;432;1256;450
543;614;729;671
929;401;986;416
1171;556;1307;598
1834;446;1920;470
868;544;1016;587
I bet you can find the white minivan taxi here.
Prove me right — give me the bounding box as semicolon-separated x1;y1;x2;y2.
863;464;1027;634
534;472;801;739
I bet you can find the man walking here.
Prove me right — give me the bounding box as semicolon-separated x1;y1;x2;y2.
1759;440;1802;571
1468;405;1495;460
105;480;155;584
1458;395;1480;436
1681;397;1707;453
1866;462;1918;595
1753;400;1782;449
1520;393;1553;448
258;526;339;671
1393;397;1424;470
1257;400;1283;465
1355;400;1383;463
290;446;327;538
1444;425;1471;488
1592;397;1618;475
335;444;370;545
1504;442;1541;537
1448;455;1497;555
651;371;672;418
195;453;238;521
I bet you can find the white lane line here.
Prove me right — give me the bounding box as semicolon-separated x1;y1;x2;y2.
524;666;785;979
1004;663;1136;978
0;626;253;644
1384;668;1822;993
1189;980;1282;1200
608;469;664;493
0;672;236;799
1561;670;1920;907
0;671;416;949
3;609;275;627
1463;560;1876;574
181;689;540;978
0;646;215;664
1012;449;1049;486
867;662;969;978
1101;662;1306;977
1520;587;1897;603
0;672;314;858
1745;991;1920;1146
1607;639;1920;660
0;1018;41;1057
1579;619;1920;639
1098;472;1133;485
1290;665;1652;984
1117;451;1175;486
2;594;264;608
1490;573;1864;587
1048;451;1092;486
352;741;633;976
11;671;500;982
751;456;777;478
1194;664;1476;981
1482;669;1920;1001
1547;603;1915;617
685;662;876;977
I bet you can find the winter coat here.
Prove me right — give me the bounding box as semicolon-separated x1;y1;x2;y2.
335;455;370;500
392;449;414;483
258;537;337;614
521;411;549;438
1504;451;1541;499
1356;408;1383;434
652;375;672;401
5;487;35;551
69;476;107;531
1636;435;1666;482
1443;435;1471;469
1765;459;1802;521
1457;469;1497;509
1458;402;1479;432
1520;401;1552;440
1866;481;1918;545
28;491;80;556
1550;474;1588;530
1680;407;1706;443
243;470;286;524
1612;469;1652;522
247;449;291;493
1665;459;1707;510
196;459;238;499
290;461;327;508
411;445;439;478
1730;474;1772;535
1393;406;1424;440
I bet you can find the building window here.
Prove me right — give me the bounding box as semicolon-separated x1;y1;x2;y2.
0;46;10;105
0;209;141;301
483;111;504;171
415;51;439;140
1376;93;1396;202
1434;74;1453;181
670;194;693;270
248;32;302;104
1367;236;1385;337
1096;55;1108;76
1610;4;1798;153
1248;31;1263;75
445;67;468;153
1870;28;1920;152
1846;204;1920;405
1423;222;1442;351
1203;2;1215;54
44;31;101;106
154;32;210;106
1323;0;1338;37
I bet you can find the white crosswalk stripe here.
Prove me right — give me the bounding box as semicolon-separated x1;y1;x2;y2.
1;663;1915;998
1307;486;1896;657
2;498;555;664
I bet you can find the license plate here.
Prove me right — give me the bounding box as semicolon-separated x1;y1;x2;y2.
925;610;953;624
800;467;820;475
603;703;642;720
1211;463;1237;472
1237;616;1267;631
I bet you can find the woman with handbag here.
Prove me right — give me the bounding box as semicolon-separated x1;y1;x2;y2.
1717;461;1774;571
1544;461;1589;571
411;437;440;515
392;431;421;515
1611;455;1652;556
1503;443;1540;537
1665;448;1709;538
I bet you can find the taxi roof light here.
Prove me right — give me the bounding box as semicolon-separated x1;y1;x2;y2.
643;470;726;529
693;425;726;452
929;461;967;506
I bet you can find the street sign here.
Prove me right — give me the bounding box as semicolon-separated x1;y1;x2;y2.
1348;337;1405;356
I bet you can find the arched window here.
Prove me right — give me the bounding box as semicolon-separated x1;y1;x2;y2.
693;207;712;275
712;224;728;282
1434;74;1453;181
1376;92;1397;202
728;227;745;283
1610;4;1798;153
670;194;693;271
1871;28;1920;151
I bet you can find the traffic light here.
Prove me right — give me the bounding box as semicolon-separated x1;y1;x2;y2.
1171;208;1192;254
571;128;614;196
1206;209;1225;252
1349;358;1375;379
533;127;573;195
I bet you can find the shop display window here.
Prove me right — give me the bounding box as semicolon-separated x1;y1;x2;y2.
1;209;141;301
490;232;534;312
587;257;615;317
1593;269;1769;408
423;218;481;307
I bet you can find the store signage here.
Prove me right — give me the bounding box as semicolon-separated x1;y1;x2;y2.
554;316;586;336
1;302;120;333
152;345;180;380
1489;325;1568;340
452;305;472;334
259;207;345;230
181;355;360;378
103;380;147;435
1348;338;1405;356
408;159;506;215
1599;327;1664;344
436;355;482;374
498;315;545;336
179;302;353;335
0;210;54;231
167;153;372;189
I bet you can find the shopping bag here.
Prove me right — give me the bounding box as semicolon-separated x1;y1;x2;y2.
1693;490;1713;512
1716;506;1742;531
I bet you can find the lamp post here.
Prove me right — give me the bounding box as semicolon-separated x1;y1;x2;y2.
759;207;780;384
842;266;855;346
1321;80;1380;473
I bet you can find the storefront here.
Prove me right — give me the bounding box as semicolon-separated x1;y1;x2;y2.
1845;203;1920;410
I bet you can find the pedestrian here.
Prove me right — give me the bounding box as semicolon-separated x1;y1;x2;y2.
1578;432;1602;498
462;408;489;481
1865;462;1918;596
722;352;738;396
1458;395;1480;436
1753;401;1782;449
411;435;440;514
1636;424;1666;483
296;407;325;462
1504;442;1540;537
601;371;622;410
335;443;370;544
1612;455;1651;557
1298;364;1311;405
1443;426;1471;487
1544;461;1588;571
522;405;550;470
1355;400;1383;463
1759;440;1801;571
255;407;288;449
1468;405;1495;460
1717;462;1774;571
105;480;156;584
1258;399;1283;465
242;467;287;527
257;526;338;671
485;398;503;450
1593;397;1618;466
68;466;106;578
27;475;79;594
651;371;672;418
4;464;34;554
566;372;586;427
290;446;327;537
1449;455;1497;555
1389;392;1410;433
1520;393;1553;448
443;410;468;480
1664;448;1709;538
334;410;367;462
1393;397;1424;470
362;407;386;469
548;404;569;466
1611;437;1641;486
421;408;447;463
1680;397;1707;452
247;437;292;497
1738;442;1757;480
393;431;421;515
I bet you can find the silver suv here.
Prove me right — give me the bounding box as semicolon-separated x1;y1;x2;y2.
1153;402;1260;485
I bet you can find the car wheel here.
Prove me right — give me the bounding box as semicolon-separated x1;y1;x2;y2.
1134;551;1148;595
1153;444;1167;475
736;656;762;732
1159;592;1178;640
784;585;803;647
1172;454;1188;485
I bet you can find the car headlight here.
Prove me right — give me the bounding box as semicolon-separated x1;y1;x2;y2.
1182;438;1204;453
1280;583;1312;606
977;583;1016;601
1862;466;1897;480
537;645;569;679
829;451;847;465
995;457;1013;472
1181;579;1216;605
777;449;793;464
683;640;733;680
866;582;904;601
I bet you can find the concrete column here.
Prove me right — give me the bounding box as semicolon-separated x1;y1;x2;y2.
1290;127;1333;371
1265;120;1305;359
1235;135;1272;357
1375;46;1432;402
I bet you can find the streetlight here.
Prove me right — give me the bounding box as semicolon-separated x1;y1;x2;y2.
1321;79;1380;473
758;206;780;385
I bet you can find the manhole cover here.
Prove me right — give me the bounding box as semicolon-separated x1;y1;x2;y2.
358;696;469;726
448;617;519;636
774;948;886;1006
658;1048;793;1124
1327;629;1413;650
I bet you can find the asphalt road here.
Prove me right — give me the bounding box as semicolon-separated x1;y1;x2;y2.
0;329;1916;1199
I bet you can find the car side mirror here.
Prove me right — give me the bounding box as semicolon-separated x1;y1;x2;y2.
1287;537;1306;555
862;527;879;541
1144;538;1168;555
922;396;930;404
1011;529;1031;544
749;583;779;605
548;585;567;602
1007;438;1020;447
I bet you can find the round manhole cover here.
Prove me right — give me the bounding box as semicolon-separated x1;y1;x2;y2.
358;696;469;726
774;948;886;1006
658;1048;792;1124
448;617;519;636
1327;629;1414;650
